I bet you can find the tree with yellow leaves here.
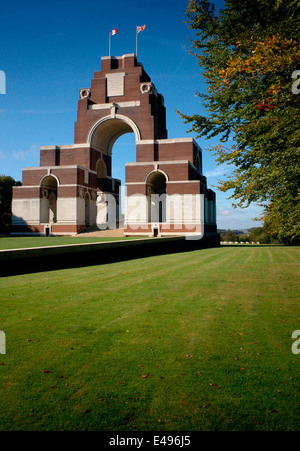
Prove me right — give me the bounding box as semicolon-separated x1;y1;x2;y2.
178;0;300;243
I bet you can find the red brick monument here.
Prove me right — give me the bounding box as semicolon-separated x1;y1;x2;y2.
11;54;217;239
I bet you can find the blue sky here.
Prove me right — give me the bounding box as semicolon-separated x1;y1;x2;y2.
0;0;263;230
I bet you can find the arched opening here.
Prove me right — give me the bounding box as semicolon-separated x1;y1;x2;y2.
88;115;140;229
146;171;167;223
96;159;107;178
96;159;108;193
112;133;136;226
87;114;141;152
40;175;58;224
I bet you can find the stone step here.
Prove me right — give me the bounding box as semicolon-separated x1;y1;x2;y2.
78;226;124;237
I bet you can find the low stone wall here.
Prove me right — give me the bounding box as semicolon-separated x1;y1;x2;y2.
0;234;220;276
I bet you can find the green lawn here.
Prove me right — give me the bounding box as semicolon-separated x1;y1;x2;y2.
0;245;299;431
0;236;140;250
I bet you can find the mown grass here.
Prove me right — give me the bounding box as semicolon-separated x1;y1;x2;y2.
0;236;139;250
0;245;299;431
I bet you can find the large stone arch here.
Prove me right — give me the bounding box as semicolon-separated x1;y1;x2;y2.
87;114;141;154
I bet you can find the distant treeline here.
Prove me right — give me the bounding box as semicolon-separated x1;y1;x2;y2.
220;228;280;244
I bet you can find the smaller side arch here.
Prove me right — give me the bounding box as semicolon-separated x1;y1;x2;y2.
145;170;168;224
39;173;60;187
39;174;59;224
96;158;107;178
145;168;169;184
96;158;109;193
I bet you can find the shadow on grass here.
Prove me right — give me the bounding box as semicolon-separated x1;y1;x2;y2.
1;236;221;277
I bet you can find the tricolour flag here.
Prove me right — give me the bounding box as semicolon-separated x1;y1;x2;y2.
110;29;118;36
137;25;146;33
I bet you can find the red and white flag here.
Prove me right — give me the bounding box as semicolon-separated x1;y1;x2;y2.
137;25;146;33
110;29;118;36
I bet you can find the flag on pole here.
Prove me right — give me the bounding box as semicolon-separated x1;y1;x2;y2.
137;25;146;33
136;25;146;57
109;29;118;56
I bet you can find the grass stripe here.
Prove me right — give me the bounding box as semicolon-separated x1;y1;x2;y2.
0;246;299;431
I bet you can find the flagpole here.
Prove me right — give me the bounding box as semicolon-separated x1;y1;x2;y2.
136;26;145;58
109;30;111;57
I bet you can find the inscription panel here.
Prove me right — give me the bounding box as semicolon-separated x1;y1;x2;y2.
106;72;125;97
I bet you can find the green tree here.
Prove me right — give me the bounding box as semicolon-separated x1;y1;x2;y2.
178;0;300;243
222;229;237;242
0;175;21;235
249;227;271;244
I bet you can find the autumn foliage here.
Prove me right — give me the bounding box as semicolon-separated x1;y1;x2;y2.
178;0;300;243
